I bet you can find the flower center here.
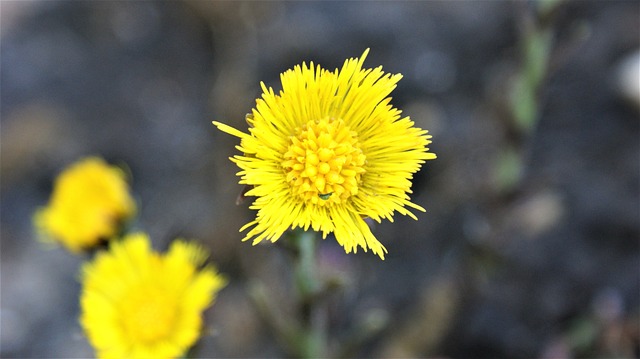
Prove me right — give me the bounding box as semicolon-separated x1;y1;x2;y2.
120;287;177;343
282;118;366;206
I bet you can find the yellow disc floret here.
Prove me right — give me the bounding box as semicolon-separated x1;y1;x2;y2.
282;117;366;206
120;286;177;343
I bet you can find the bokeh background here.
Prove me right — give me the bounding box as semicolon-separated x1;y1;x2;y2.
1;1;638;358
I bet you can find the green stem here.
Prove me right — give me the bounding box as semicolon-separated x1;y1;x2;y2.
295;230;319;298
292;230;326;358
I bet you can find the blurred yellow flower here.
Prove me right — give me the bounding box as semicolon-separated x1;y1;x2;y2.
214;49;436;259
34;157;136;252
79;232;227;359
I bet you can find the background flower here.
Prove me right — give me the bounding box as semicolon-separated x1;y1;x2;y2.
214;50;436;259
80;232;226;359
34;157;136;253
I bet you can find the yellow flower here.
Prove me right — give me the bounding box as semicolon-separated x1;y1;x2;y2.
79;232;227;359
34;157;136;252
213;49;436;259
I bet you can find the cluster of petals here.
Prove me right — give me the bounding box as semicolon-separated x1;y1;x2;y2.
79;232;226;359
214;49;436;259
34;157;136;252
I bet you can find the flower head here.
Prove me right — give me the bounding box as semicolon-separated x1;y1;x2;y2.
34;157;136;252
79;232;227;359
214;49;436;259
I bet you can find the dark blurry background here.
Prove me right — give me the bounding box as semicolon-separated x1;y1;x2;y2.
1;1;638;358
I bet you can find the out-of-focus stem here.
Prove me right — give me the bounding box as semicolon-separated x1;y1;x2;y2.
293;230;326;359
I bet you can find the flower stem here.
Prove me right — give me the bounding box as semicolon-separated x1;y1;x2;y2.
293;230;326;358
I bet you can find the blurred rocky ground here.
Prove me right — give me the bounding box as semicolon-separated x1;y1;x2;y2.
1;1;638;358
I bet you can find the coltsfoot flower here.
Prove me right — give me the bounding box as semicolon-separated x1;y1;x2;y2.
34;157;136;252
79;232;227;359
214;49;436;259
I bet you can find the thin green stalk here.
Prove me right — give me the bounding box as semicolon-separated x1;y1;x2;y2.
292;230;326;359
